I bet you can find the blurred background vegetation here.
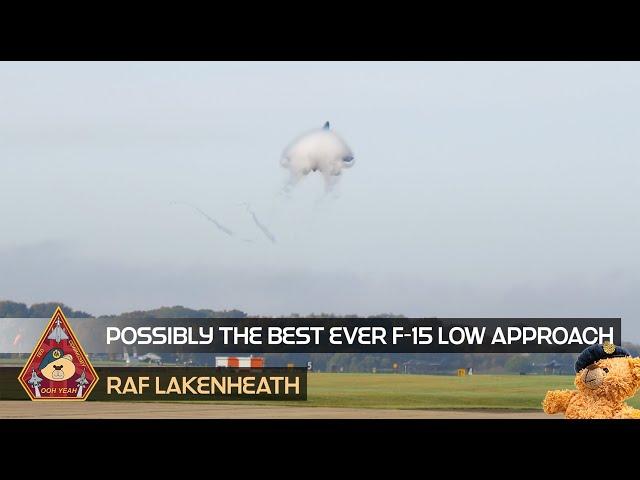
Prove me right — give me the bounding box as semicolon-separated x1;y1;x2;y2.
2;300;635;374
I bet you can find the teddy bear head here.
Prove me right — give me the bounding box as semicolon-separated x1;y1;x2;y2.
575;346;640;403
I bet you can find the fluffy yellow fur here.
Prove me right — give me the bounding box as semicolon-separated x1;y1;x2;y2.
543;357;640;419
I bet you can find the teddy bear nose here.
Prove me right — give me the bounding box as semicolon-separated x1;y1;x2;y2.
582;365;608;389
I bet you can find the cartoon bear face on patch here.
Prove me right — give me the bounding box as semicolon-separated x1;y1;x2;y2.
39;347;76;381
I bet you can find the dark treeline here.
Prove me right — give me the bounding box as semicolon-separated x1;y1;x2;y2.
2;300;637;374
0;300;91;318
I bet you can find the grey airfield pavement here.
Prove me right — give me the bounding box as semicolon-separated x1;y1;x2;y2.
0;401;555;419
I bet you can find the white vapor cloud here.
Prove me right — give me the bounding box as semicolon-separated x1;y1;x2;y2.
280;122;354;190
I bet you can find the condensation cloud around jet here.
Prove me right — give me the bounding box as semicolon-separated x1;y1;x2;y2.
172;122;353;244
281;122;355;190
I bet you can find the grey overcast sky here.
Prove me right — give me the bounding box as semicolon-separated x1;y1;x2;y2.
1;62;639;337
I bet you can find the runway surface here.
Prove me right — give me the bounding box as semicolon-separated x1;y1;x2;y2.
0;401;554;419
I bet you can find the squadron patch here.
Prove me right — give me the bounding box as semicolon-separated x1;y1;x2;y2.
18;306;98;401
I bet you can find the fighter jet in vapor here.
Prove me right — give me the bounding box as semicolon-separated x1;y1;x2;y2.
281;121;355;189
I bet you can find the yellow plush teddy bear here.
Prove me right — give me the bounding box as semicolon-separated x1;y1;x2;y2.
543;342;640;419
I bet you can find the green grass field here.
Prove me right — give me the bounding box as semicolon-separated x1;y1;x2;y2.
5;361;640;410
300;373;640;410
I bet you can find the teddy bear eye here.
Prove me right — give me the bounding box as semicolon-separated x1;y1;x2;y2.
603;368;609;373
